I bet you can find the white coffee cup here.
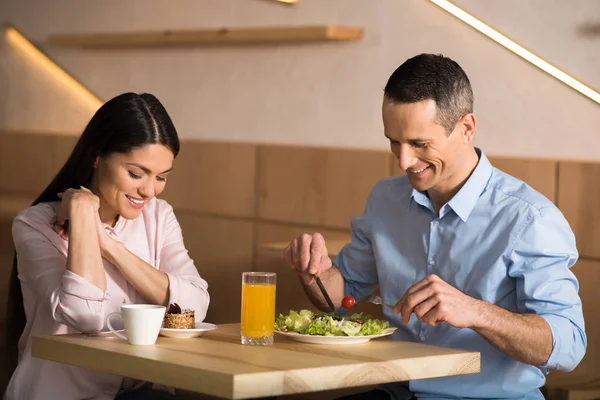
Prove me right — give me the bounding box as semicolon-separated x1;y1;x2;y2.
106;304;166;345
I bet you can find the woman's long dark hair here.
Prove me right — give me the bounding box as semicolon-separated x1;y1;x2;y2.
6;92;179;371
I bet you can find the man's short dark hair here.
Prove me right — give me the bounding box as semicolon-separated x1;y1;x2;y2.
384;53;474;134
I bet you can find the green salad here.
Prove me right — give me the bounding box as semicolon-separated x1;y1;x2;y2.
275;309;390;336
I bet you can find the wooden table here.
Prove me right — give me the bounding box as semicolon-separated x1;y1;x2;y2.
33;323;480;399
262;237;351;258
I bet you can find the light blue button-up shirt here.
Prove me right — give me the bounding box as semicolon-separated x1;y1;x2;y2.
335;149;586;400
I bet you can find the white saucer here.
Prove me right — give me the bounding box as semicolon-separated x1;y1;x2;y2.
159;322;217;338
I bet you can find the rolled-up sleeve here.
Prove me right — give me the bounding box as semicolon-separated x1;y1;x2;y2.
508;205;586;372
13;217;110;333
159;207;210;322
335;186;380;303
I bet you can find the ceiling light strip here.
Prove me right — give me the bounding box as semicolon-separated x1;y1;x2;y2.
428;0;600;105
3;24;103;111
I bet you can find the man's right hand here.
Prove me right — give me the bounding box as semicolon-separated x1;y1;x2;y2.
283;233;332;285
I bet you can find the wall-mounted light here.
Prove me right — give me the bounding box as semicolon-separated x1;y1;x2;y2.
428;0;600;105
3;24;103;111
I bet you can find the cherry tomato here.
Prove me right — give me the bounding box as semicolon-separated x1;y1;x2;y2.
341;296;355;309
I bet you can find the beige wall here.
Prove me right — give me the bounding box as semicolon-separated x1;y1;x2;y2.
453;0;600;90
0;0;599;160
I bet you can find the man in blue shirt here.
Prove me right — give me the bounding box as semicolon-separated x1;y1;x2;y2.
283;54;586;399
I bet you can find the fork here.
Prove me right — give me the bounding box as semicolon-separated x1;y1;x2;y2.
355;294;395;309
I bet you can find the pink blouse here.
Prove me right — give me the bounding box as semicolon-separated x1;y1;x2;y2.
6;198;210;400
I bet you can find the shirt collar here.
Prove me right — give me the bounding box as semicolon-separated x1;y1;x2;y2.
409;148;492;222
103;214;126;235
447;148;492;222
410;187;432;212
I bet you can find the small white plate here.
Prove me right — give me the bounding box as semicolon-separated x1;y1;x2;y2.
159;322;217;338
274;327;397;345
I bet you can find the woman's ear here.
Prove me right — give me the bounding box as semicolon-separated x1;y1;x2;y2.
94;156;99;169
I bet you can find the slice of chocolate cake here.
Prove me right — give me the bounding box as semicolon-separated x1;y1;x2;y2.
163;303;195;329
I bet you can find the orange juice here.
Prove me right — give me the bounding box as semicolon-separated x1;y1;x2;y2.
241;283;276;338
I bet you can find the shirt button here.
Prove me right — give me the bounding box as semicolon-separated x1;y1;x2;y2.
428;260;435;265
420;335;426;342
432;221;439;227
122;299;127;304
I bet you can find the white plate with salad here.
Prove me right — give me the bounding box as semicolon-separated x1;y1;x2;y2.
274;310;396;345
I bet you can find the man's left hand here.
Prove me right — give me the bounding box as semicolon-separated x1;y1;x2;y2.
393;274;484;328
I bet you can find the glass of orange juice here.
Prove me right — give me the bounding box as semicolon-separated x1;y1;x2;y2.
241;272;276;345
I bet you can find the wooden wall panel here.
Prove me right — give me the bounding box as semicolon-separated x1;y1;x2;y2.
0;133;55;195
0;220;15;328
258;146;389;229
52;134;79;173
545;260;600;390
0;219;16;394
176;212;255;325
160;141;256;217
0;194;34;220
558;162;600;259
489;156;557;202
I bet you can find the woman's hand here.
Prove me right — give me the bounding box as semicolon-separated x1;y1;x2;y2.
52;186;100;240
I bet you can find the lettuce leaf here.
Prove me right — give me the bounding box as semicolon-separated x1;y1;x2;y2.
275;309;390;336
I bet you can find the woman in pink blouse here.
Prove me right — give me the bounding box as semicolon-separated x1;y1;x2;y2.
5;93;210;400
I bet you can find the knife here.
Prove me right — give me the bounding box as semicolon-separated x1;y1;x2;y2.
314;275;336;312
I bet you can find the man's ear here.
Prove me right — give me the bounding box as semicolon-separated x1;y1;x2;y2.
460;113;476;144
